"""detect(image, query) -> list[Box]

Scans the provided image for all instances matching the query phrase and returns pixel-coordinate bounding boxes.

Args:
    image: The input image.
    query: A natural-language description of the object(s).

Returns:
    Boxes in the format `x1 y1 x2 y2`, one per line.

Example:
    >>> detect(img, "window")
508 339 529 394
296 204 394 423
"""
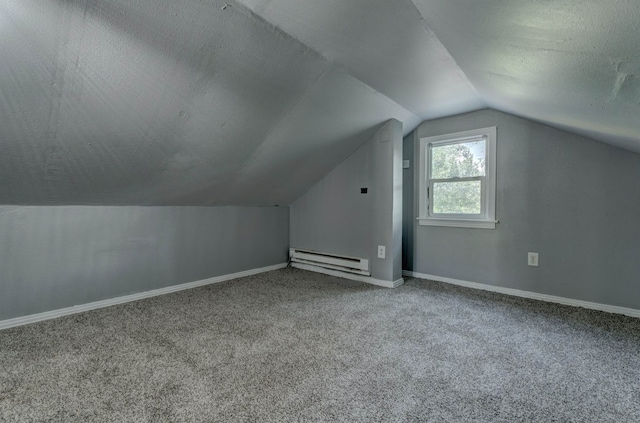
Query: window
418 127 496 229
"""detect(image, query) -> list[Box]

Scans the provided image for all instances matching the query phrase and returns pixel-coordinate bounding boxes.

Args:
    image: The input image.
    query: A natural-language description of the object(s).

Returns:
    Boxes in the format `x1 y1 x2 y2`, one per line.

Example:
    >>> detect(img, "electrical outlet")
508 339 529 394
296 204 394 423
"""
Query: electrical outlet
377 245 386 259
528 252 539 267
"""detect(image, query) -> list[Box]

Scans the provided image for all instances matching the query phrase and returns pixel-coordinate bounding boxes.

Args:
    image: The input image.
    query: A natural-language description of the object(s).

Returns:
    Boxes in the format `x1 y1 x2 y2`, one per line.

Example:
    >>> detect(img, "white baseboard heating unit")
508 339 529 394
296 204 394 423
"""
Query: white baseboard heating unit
289 248 370 276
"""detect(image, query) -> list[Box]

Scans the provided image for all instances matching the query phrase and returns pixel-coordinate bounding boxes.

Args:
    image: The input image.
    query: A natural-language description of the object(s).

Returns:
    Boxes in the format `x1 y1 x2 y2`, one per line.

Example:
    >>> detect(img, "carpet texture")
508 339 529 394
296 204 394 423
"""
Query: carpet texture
1 267 639 422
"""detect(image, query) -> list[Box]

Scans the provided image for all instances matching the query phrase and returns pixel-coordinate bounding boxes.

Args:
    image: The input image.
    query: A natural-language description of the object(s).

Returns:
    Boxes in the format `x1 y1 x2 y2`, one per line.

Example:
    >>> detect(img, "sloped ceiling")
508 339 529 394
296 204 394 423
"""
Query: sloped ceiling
411 0 640 153
1 0 638 205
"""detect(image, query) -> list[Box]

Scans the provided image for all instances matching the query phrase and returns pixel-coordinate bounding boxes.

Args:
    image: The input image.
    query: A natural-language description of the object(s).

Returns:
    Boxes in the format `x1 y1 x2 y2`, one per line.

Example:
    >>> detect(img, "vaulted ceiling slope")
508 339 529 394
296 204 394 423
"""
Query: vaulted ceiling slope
411 0 640 153
1 0 637 206
0 0 425 206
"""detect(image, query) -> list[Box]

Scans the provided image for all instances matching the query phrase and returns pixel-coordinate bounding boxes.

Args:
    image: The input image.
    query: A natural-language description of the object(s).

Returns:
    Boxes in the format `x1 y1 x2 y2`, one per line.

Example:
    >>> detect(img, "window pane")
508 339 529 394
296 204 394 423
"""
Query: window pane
430 140 485 179
432 180 482 214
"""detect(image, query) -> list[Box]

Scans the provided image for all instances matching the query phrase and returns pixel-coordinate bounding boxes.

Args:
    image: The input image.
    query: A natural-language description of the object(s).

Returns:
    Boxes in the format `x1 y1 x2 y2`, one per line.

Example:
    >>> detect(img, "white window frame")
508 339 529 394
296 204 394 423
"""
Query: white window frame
418 127 497 229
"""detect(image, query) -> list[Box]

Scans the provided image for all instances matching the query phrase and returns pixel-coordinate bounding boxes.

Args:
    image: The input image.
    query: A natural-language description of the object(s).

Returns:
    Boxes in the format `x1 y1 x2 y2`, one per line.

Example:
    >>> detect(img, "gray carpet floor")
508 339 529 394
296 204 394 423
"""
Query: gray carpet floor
1 267 639 422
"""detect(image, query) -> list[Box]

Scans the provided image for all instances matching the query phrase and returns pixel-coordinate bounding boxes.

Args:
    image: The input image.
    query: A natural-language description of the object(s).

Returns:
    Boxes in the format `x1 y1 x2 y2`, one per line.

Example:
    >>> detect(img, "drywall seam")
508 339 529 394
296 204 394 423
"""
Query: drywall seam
0 263 288 331
232 66 331 176
403 270 640 319
292 262 404 288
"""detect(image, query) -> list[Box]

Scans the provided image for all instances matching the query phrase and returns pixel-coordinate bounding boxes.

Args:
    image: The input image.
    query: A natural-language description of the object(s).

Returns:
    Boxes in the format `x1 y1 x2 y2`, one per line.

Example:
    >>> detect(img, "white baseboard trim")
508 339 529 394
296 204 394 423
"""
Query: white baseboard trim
0 263 288 331
403 270 640 319
293 262 404 288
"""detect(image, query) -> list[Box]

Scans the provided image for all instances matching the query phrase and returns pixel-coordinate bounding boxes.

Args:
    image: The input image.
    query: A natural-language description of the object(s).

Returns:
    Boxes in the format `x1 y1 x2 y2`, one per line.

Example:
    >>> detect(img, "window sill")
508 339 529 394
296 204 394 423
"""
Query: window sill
417 217 497 229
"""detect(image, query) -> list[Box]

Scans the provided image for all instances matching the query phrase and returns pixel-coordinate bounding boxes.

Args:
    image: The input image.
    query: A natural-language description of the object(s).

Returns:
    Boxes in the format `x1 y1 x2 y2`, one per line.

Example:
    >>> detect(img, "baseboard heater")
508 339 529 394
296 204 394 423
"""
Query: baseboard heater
289 248 370 276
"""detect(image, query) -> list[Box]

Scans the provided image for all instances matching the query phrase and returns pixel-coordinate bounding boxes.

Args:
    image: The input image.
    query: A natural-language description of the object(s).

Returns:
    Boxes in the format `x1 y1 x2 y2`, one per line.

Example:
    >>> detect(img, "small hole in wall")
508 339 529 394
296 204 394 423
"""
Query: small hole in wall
361 188 368 194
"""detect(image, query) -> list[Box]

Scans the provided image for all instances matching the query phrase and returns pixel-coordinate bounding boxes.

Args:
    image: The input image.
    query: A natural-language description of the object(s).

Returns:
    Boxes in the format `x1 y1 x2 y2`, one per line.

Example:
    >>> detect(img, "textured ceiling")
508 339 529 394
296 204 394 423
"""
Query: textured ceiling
0 0 638 205
412 0 640 152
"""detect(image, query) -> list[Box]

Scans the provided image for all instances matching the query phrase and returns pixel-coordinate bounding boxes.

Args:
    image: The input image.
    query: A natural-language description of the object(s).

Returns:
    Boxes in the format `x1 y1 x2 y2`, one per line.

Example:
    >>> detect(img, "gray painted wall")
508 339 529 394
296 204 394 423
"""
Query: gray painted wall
403 109 640 310
389 121 403 282
0 206 289 320
290 119 402 282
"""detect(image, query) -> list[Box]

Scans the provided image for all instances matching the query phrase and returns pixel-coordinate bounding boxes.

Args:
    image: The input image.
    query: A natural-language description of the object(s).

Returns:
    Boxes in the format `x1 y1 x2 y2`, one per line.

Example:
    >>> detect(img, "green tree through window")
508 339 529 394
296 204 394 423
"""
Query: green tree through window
419 126 496 228
430 141 485 215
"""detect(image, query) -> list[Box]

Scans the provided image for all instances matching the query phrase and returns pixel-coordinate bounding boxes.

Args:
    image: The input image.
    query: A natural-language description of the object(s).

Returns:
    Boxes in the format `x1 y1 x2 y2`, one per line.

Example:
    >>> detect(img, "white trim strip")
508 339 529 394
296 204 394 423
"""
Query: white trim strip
0 263 288 331
293 263 403 289
403 270 640 318
417 218 496 229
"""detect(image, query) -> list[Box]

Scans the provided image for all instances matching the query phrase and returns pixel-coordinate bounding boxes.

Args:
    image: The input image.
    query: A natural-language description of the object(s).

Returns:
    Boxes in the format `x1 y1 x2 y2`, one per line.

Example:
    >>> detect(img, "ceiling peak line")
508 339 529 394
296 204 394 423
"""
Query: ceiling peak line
408 0 485 107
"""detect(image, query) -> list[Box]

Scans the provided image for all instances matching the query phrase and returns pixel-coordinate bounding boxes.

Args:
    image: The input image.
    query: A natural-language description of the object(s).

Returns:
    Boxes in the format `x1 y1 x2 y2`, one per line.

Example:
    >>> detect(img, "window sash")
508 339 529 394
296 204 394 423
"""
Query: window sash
427 136 487 219
427 176 486 218
417 126 497 229
429 135 486 148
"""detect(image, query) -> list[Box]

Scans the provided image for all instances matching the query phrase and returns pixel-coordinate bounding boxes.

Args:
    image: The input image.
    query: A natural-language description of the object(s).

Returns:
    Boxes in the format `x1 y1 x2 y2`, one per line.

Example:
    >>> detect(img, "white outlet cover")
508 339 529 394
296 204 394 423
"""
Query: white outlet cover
403 160 410 169
378 245 386 259
528 252 539 267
